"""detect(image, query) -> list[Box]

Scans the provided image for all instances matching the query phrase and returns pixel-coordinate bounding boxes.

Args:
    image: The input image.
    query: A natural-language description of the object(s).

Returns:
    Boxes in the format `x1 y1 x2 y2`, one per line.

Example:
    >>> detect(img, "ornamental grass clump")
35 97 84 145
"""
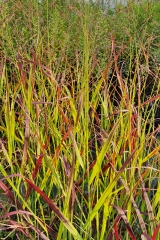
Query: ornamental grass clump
0 0 159 239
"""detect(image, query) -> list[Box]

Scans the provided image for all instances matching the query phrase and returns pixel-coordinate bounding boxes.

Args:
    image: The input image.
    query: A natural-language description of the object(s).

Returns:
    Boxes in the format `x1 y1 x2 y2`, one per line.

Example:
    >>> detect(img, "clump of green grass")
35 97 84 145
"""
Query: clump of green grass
0 0 160 239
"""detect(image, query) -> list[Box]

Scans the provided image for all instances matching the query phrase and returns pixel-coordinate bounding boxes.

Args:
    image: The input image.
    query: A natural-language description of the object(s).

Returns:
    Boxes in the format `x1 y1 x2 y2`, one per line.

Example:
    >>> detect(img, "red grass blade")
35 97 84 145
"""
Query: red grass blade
151 224 160 240
0 210 34 219
25 138 49 199
112 204 136 240
113 215 121 240
22 107 30 167
140 94 160 107
24 178 80 236
0 180 22 209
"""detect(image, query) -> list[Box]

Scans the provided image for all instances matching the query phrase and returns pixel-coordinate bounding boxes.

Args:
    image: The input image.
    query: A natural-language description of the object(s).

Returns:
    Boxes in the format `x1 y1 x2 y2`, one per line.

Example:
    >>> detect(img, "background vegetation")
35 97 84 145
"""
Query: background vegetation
0 0 160 239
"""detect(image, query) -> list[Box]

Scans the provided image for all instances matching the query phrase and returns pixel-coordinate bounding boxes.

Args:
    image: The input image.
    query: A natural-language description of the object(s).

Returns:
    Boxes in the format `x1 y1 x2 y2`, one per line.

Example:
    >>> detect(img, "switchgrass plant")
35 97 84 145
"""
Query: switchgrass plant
0 0 160 239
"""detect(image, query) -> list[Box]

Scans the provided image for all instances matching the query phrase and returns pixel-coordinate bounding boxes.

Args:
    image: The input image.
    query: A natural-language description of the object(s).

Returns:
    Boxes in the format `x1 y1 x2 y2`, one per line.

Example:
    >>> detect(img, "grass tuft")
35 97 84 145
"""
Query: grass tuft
0 0 160 239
